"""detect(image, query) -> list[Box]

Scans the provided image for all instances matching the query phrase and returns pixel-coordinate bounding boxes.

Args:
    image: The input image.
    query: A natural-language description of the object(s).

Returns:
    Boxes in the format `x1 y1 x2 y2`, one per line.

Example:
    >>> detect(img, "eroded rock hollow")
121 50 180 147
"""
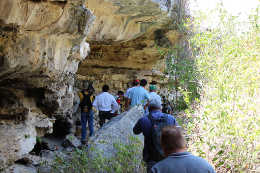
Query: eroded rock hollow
78 0 183 93
0 0 92 168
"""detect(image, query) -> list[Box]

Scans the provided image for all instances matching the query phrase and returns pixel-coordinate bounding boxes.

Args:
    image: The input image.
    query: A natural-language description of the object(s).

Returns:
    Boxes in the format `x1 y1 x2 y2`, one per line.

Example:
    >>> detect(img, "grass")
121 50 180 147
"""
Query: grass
48 136 145 173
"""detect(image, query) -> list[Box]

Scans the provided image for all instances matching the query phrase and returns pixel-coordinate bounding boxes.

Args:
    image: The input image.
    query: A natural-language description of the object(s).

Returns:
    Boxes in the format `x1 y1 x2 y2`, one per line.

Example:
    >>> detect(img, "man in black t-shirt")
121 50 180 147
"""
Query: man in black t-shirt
78 87 95 145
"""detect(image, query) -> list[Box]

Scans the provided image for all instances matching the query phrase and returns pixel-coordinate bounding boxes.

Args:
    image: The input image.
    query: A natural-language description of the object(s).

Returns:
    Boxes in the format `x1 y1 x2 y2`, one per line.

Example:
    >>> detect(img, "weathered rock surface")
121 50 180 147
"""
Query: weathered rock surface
89 106 144 158
4 164 37 173
0 0 187 170
0 0 93 169
77 0 186 94
62 134 81 148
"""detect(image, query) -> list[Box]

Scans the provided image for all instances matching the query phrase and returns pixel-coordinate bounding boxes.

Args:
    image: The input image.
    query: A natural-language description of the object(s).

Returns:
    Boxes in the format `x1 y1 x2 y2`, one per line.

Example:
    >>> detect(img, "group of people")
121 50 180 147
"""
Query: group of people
78 79 215 173
78 79 161 144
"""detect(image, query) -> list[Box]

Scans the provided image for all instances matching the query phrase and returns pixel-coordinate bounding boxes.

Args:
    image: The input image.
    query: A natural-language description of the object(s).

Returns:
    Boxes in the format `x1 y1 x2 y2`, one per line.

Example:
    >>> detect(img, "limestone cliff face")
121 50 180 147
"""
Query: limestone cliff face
78 0 183 93
0 0 185 169
0 0 92 168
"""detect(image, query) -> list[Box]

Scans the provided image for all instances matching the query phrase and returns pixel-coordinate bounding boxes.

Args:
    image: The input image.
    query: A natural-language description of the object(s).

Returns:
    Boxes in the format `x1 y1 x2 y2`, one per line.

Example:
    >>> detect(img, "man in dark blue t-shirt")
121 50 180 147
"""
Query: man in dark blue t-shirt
133 98 178 173
151 126 215 173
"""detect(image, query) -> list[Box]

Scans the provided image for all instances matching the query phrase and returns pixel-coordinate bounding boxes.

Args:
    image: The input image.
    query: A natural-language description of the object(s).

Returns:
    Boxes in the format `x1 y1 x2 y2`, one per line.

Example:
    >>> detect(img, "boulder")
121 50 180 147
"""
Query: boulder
3 164 37 173
62 134 81 148
89 106 144 158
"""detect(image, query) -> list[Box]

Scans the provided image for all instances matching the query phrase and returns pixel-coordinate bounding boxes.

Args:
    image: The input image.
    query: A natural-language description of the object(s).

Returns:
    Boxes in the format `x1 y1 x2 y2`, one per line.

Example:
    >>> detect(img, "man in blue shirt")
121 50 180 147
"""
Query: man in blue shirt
128 79 150 108
133 98 178 173
125 79 140 109
151 126 215 173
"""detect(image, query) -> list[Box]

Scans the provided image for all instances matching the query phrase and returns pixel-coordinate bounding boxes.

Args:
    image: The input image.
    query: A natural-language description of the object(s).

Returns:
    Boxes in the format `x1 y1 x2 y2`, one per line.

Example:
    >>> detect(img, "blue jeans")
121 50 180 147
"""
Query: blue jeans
81 110 94 142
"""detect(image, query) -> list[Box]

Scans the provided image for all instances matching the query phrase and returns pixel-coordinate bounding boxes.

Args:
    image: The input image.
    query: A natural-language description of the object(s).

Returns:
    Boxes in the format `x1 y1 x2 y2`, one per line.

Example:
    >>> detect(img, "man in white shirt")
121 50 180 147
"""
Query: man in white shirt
93 84 119 127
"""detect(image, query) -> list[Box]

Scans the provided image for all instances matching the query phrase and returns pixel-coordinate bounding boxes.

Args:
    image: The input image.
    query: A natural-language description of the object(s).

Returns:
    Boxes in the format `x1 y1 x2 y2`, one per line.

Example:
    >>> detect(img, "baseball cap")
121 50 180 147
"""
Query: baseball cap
149 85 157 91
149 97 162 109
133 79 140 85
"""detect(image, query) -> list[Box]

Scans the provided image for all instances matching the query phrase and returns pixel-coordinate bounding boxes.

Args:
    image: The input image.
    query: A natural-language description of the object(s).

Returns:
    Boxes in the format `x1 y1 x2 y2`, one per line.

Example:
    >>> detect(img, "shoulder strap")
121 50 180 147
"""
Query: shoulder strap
147 112 155 124
81 90 87 97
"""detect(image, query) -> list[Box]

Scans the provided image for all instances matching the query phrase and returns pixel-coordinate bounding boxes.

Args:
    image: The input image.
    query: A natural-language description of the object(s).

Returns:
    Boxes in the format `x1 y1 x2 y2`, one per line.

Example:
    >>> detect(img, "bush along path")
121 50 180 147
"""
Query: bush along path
41 106 146 173
166 6 260 173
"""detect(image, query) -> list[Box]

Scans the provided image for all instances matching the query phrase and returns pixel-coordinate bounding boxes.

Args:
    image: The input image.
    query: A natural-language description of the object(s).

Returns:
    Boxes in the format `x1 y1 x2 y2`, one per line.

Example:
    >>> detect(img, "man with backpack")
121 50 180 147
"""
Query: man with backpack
133 98 178 173
78 86 95 145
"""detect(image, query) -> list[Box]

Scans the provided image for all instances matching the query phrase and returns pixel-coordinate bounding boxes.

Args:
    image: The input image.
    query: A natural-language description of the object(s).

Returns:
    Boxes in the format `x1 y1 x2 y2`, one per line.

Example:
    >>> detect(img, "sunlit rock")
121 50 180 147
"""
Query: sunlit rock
0 0 93 169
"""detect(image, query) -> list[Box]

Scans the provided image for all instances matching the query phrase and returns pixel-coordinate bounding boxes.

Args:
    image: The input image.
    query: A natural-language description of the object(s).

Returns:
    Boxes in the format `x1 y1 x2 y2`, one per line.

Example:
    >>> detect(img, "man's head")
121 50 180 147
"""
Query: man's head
149 85 157 92
150 81 157 85
87 85 95 95
133 79 140 86
148 97 162 111
140 79 147 87
161 126 186 156
117 90 124 96
102 85 109 92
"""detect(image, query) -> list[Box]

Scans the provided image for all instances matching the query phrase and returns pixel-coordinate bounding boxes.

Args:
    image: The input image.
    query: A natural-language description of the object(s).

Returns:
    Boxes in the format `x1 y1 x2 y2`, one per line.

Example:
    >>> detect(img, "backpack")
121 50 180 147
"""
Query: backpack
79 91 94 112
148 113 174 162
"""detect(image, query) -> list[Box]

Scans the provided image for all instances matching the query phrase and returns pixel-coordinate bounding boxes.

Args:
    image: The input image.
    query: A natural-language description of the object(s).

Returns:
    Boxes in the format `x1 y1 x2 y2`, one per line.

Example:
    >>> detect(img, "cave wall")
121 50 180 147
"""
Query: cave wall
0 0 187 169
77 0 183 94
0 0 92 168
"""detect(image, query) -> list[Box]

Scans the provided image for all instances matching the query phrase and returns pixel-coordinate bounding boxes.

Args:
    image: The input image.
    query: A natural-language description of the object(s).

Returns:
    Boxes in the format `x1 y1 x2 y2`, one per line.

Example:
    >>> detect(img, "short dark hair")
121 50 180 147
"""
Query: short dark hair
102 85 109 92
118 90 124 95
161 126 186 152
140 79 147 87
150 81 157 85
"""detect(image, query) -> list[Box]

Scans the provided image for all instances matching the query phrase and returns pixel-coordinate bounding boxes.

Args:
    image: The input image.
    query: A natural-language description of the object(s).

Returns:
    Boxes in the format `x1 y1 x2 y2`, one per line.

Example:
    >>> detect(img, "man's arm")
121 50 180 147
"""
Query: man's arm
151 166 160 173
126 98 131 110
125 89 133 110
111 96 119 112
133 119 142 135
143 92 150 110
78 91 84 102
169 115 179 126
92 97 98 110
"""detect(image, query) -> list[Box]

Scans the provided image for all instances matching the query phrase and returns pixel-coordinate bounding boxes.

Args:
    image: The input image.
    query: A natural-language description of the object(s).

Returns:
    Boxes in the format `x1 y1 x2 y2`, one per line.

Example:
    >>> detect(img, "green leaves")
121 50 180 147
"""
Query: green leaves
50 136 145 173
184 5 260 173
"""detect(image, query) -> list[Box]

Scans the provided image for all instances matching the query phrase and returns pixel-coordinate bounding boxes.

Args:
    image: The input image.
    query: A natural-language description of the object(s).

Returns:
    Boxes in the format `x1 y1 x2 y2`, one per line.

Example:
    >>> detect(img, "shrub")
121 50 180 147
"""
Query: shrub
49 136 145 173
185 6 260 172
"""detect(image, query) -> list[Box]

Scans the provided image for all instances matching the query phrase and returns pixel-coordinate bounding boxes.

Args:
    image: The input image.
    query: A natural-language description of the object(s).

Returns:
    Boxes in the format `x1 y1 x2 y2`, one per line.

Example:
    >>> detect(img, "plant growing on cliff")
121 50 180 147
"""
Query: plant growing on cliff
156 0 200 110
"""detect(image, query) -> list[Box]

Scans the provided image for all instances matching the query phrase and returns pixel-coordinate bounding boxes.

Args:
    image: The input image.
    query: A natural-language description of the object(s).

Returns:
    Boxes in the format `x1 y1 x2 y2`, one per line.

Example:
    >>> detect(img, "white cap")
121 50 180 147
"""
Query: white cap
148 97 162 109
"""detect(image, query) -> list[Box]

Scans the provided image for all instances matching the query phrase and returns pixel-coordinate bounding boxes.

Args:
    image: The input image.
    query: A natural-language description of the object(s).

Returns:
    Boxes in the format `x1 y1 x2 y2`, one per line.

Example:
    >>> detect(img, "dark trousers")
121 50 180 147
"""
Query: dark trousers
81 110 94 142
146 161 157 173
98 111 113 127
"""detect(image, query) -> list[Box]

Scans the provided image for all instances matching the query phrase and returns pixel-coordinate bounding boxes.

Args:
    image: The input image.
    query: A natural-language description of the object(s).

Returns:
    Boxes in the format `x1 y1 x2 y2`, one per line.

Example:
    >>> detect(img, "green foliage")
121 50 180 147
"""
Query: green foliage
36 136 42 143
185 6 260 173
156 0 200 111
166 51 200 110
50 136 145 173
